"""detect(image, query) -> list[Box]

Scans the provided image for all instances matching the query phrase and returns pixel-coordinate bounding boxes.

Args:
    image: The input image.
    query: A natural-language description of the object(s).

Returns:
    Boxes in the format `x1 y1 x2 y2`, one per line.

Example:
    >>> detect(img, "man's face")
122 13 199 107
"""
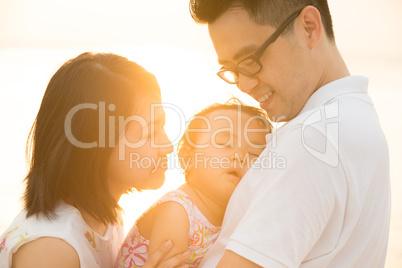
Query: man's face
208 8 314 122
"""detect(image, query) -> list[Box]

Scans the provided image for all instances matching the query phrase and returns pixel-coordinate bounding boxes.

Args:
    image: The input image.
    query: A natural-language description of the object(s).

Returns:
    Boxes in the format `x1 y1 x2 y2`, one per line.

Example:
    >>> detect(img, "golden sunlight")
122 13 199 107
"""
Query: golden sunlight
0 0 401 266
112 46 260 234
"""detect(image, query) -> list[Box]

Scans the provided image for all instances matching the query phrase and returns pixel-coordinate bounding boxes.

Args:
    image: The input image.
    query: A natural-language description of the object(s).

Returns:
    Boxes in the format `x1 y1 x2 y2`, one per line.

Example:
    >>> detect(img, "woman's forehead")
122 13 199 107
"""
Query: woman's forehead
129 95 164 121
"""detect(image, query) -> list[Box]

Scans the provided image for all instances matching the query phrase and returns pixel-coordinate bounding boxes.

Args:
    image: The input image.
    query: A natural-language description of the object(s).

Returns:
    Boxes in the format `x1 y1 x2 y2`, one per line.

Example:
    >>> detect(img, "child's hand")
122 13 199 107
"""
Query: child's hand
143 240 190 268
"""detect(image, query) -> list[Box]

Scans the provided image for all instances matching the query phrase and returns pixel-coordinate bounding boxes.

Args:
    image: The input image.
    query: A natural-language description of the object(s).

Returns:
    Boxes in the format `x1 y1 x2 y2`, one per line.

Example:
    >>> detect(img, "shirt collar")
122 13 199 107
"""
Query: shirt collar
299 75 369 114
265 76 369 144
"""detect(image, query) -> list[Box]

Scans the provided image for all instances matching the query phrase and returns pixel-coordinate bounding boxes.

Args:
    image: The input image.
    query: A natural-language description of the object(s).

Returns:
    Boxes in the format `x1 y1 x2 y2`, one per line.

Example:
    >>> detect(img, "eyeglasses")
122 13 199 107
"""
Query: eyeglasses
217 7 305 84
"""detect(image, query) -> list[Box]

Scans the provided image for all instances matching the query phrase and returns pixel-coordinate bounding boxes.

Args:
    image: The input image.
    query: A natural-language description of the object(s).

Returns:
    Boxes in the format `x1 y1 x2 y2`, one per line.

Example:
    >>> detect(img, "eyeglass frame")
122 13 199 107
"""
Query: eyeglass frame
217 7 306 84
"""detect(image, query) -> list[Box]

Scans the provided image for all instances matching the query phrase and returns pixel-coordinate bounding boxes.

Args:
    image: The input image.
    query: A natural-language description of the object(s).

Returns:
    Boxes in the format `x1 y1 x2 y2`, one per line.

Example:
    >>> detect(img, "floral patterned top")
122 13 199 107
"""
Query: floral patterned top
0 201 124 268
115 190 221 268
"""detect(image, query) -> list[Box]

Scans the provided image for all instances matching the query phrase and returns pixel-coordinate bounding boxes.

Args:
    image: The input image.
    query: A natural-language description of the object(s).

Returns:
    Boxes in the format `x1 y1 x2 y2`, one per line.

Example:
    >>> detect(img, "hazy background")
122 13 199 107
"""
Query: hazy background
0 0 401 266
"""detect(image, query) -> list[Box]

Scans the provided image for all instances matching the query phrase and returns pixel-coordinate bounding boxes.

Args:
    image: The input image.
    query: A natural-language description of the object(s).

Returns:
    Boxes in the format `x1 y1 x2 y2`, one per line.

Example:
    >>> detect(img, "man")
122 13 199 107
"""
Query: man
189 0 390 267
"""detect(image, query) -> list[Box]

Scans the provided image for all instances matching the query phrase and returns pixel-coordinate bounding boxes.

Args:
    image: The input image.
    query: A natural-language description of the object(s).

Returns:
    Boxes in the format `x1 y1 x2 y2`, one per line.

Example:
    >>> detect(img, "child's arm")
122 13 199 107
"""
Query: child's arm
147 201 190 263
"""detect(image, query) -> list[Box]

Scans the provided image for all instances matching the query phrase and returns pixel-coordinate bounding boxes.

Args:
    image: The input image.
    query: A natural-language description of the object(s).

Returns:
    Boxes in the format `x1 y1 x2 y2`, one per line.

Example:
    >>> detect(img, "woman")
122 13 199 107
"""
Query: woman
0 52 189 267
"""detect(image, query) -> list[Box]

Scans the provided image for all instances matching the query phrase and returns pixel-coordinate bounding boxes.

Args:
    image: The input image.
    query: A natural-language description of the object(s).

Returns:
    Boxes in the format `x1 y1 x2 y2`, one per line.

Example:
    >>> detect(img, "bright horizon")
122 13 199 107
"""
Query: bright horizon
1 0 402 57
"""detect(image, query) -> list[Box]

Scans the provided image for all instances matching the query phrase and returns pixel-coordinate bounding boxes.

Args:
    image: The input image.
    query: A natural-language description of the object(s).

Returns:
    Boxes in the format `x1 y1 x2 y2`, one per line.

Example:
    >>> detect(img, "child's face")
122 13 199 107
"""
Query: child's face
107 95 173 198
186 109 269 206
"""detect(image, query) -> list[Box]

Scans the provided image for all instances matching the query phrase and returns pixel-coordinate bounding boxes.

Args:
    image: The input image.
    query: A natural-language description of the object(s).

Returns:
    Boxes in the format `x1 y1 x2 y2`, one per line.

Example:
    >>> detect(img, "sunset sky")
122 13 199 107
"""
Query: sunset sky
0 0 401 55
0 0 401 266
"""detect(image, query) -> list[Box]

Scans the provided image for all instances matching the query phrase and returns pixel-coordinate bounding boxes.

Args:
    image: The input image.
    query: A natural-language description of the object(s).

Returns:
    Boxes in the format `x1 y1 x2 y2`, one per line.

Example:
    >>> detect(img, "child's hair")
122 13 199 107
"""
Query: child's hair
177 98 272 177
24 52 160 224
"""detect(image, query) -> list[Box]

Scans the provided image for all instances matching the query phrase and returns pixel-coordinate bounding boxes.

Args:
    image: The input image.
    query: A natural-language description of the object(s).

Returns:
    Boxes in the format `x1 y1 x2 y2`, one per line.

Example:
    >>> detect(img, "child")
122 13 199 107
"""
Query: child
116 101 272 267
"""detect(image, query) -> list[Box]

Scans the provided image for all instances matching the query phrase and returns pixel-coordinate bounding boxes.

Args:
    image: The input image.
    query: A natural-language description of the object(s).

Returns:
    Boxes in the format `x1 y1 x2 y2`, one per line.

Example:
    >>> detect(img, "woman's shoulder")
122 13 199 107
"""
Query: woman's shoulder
9 202 84 237
11 237 80 268
0 202 86 267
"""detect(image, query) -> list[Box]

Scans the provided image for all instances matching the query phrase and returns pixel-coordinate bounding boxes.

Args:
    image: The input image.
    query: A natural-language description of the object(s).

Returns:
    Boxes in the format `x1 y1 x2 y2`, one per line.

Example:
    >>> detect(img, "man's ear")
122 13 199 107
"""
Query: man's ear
298 5 323 49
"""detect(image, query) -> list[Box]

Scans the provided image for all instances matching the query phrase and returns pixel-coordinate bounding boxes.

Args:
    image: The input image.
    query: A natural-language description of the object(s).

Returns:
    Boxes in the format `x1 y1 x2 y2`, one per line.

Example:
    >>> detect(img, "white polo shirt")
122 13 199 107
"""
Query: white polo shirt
200 76 390 267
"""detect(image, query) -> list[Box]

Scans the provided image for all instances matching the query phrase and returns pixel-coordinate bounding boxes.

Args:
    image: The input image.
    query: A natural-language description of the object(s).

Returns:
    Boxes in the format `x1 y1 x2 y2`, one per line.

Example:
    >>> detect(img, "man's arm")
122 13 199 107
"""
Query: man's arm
217 250 262 268
211 125 345 267
144 240 190 268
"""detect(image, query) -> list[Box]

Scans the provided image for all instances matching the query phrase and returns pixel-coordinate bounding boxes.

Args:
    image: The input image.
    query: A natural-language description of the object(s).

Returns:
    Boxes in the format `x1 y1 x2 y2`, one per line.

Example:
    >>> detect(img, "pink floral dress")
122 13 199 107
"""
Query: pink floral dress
115 190 221 268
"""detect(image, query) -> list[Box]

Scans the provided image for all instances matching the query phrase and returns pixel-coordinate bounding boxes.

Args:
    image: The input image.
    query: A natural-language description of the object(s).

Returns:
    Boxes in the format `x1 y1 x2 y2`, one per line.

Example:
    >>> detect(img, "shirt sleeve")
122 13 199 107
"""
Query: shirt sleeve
227 124 347 267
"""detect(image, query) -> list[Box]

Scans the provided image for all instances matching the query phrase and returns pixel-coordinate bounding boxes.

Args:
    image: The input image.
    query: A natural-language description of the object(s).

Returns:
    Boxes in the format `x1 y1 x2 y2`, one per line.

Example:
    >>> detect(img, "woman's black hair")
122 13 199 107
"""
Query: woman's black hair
24 52 160 224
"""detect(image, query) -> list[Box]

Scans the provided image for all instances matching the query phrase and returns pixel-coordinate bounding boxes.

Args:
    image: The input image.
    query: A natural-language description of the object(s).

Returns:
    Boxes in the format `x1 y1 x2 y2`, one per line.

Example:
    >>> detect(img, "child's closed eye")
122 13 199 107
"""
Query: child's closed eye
215 142 232 148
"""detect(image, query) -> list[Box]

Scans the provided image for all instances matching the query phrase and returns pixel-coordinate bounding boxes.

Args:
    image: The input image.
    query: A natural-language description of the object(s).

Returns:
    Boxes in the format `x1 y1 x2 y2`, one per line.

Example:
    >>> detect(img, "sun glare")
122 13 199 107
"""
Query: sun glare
112 46 261 235
1 0 401 265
